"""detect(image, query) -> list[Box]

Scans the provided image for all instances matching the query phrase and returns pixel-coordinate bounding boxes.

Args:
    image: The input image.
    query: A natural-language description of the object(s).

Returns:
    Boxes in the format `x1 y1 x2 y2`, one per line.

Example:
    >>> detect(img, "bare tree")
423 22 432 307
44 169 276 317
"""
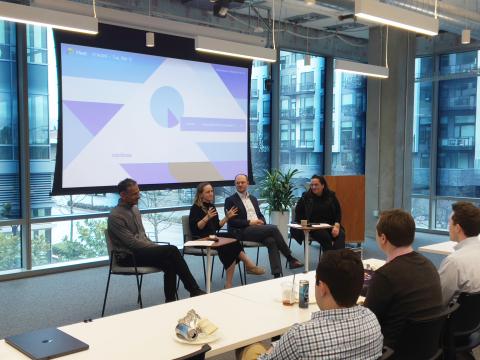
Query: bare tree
139 191 174 242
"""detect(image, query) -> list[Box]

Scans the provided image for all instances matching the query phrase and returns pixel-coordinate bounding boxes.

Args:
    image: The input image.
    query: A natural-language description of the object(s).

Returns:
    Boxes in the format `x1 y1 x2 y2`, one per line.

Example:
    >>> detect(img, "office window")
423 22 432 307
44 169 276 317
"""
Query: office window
31 218 108 266
439 51 477 75
412 58 433 195
279 50 325 182
331 65 366 175
262 99 270 118
251 78 258 97
250 60 271 187
415 57 433 80
0 21 21 272
300 71 314 91
437 77 478 198
0 225 21 271
0 24 272 273
411 52 480 231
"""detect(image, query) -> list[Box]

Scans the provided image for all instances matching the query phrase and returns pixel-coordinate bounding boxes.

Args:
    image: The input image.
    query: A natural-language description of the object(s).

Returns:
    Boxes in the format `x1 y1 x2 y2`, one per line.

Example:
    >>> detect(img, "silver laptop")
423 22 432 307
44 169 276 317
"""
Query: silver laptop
5 328 89 360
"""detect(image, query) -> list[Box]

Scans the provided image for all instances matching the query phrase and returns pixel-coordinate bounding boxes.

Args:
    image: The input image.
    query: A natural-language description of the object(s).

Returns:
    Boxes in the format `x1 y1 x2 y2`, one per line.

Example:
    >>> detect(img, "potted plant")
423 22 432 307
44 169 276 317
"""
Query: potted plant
260 168 300 240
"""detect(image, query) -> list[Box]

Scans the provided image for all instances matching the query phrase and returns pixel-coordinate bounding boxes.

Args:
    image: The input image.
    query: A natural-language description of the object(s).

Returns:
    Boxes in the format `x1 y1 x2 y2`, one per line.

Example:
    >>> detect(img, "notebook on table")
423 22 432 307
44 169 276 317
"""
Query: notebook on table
5 327 89 360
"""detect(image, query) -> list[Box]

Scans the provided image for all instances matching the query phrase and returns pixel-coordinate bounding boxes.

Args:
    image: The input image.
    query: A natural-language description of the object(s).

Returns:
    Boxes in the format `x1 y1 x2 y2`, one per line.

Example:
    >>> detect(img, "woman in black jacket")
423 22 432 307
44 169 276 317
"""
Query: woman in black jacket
189 182 265 288
291 175 345 258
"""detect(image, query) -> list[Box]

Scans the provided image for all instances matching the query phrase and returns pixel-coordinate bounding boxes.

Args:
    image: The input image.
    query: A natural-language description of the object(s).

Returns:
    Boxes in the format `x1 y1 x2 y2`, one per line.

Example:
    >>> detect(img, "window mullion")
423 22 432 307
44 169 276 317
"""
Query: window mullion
16 23 32 270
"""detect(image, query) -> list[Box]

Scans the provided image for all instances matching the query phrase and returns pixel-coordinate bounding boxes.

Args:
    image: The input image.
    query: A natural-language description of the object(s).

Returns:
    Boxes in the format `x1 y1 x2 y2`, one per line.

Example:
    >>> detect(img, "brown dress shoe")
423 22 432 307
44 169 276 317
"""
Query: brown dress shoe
288 259 304 269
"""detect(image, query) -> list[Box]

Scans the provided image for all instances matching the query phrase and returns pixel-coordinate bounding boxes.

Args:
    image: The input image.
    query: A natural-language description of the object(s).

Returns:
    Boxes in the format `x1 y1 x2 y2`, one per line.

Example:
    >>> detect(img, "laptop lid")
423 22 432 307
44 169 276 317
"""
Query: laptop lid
5 328 89 360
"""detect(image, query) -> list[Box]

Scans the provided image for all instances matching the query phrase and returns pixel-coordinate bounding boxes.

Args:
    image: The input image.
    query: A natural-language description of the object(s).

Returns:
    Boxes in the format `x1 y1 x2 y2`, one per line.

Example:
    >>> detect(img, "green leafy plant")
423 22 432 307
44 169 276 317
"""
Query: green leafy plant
260 168 300 213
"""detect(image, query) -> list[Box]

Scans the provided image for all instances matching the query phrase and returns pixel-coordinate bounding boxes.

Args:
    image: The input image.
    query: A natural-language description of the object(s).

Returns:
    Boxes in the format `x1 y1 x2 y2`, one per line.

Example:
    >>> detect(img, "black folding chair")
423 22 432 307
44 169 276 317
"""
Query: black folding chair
181 215 218 287
394 302 459 360
444 291 480 359
102 230 164 317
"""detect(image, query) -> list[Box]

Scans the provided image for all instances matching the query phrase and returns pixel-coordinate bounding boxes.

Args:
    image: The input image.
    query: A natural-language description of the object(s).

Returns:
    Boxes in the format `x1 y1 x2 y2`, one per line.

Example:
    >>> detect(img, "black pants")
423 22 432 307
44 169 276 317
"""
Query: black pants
310 229 345 260
242 225 291 275
121 245 200 302
217 240 243 269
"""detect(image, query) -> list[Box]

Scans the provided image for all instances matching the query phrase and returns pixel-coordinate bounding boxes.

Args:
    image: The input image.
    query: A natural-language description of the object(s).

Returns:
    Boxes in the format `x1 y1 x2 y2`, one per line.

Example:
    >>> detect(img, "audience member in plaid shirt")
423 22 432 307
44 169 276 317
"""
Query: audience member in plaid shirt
258 249 383 360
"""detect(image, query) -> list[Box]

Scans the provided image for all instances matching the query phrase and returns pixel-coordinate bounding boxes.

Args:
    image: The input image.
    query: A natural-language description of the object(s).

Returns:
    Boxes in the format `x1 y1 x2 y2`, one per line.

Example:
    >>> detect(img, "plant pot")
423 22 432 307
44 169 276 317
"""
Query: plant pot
270 210 290 243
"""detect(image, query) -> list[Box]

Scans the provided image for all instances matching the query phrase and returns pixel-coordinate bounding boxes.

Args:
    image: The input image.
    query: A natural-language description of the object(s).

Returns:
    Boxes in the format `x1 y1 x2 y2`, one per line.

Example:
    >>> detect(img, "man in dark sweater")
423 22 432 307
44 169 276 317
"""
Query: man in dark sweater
364 209 443 350
107 178 205 302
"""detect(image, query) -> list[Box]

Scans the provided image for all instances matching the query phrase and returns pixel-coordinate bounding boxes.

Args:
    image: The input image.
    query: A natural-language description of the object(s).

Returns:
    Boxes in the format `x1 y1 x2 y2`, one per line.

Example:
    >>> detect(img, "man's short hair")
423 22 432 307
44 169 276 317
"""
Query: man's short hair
452 201 480 237
117 178 137 194
315 249 364 307
376 209 415 247
234 174 248 182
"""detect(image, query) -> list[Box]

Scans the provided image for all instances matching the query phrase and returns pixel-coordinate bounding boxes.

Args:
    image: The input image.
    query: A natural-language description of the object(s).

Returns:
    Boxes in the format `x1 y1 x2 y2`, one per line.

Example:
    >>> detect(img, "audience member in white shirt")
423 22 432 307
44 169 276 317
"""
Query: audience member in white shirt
438 201 480 305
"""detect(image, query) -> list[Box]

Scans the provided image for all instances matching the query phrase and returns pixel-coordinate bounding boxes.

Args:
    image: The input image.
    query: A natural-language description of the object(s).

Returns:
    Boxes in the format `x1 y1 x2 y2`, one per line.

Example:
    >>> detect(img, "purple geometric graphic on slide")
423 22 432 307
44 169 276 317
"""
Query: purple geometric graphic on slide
211 64 248 100
120 163 177 184
150 86 184 128
62 104 94 168
63 100 123 136
211 160 248 179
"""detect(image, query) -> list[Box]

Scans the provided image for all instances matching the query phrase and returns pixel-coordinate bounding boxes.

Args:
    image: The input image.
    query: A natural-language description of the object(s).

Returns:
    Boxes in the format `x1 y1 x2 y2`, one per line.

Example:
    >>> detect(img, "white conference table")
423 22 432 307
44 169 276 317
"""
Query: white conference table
0 291 291 360
0 258 386 360
223 258 385 320
418 241 456 256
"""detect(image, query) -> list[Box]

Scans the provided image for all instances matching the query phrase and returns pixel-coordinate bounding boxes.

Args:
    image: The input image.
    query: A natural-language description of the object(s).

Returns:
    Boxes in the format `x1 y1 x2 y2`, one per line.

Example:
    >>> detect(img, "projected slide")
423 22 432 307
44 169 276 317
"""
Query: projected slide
60 43 248 189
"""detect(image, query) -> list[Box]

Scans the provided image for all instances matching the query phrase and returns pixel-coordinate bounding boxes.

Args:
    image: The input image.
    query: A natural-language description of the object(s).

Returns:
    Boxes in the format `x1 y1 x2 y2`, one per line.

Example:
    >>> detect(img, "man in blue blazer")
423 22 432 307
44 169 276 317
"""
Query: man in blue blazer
225 174 303 278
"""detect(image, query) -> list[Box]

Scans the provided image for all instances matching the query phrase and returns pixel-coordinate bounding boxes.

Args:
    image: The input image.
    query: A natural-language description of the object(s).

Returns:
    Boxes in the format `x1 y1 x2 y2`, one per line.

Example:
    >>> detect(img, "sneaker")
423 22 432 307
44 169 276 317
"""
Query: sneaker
288 258 304 269
246 266 266 275
189 288 206 297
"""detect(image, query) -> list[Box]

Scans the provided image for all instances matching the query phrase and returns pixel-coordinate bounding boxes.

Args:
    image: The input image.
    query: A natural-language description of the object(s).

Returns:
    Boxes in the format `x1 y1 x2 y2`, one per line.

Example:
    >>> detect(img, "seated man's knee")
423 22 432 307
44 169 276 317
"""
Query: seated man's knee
263 236 276 247
163 244 180 256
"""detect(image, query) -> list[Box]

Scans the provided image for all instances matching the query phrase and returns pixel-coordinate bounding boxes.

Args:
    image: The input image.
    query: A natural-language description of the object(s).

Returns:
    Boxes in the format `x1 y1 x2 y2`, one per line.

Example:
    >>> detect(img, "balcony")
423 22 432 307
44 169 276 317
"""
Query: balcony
297 140 314 148
280 84 296 95
342 78 364 89
440 63 477 75
299 107 315 118
440 137 474 149
280 140 296 149
440 96 476 110
280 109 296 119
341 105 364 117
298 82 315 92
